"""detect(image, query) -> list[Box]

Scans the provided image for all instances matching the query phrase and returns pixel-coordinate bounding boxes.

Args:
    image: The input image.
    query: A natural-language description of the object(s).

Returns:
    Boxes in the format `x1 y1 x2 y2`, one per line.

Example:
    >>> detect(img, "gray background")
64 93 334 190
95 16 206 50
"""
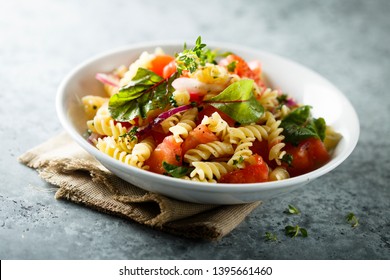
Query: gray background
1 0 389 259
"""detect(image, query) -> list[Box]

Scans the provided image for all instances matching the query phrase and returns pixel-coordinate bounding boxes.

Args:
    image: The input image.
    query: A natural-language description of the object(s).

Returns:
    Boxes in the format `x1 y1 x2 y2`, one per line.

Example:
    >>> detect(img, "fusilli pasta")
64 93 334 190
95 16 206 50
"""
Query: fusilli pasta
184 140 234 164
201 112 229 140
189 161 236 181
260 112 286 165
227 137 255 168
228 124 268 144
87 103 128 138
169 107 198 142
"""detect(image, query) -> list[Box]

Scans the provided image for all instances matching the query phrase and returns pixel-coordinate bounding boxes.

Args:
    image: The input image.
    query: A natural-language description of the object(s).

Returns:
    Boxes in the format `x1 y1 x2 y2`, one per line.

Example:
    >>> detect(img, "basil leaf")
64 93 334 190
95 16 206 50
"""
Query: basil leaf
108 68 176 121
208 79 264 124
280 105 326 146
162 162 194 178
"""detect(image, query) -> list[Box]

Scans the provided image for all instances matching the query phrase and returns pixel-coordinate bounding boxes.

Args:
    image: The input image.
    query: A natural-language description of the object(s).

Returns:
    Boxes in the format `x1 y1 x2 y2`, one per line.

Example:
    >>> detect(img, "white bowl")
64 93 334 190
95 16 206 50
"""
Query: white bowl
56 41 359 204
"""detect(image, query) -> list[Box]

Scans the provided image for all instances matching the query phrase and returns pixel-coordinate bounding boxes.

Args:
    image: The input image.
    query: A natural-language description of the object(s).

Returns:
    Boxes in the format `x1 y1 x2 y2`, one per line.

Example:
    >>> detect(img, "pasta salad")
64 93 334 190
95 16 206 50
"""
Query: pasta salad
83 37 342 183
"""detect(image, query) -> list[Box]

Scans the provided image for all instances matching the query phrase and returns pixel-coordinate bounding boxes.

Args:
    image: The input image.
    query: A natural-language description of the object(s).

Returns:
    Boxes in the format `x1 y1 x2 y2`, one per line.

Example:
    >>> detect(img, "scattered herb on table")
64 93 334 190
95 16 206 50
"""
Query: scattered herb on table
346 212 359 228
284 204 301 215
285 225 308 238
265 232 278 242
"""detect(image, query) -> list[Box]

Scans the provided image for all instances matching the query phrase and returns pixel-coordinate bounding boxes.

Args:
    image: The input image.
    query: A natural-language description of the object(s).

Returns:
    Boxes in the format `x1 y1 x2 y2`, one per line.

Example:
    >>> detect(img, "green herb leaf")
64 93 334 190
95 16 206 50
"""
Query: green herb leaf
346 212 359 228
299 228 308 237
281 154 293 166
108 68 176 121
285 204 301 215
162 162 194 178
207 79 264 124
276 93 288 105
265 232 278 242
232 156 244 166
285 225 308 238
120 126 138 141
280 105 326 146
175 36 221 74
227 61 237 72
176 36 207 74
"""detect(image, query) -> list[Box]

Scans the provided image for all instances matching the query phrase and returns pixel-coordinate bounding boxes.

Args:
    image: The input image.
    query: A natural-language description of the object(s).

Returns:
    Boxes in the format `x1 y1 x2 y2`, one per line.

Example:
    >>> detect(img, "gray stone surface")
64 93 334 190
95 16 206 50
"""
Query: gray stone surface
1 0 389 259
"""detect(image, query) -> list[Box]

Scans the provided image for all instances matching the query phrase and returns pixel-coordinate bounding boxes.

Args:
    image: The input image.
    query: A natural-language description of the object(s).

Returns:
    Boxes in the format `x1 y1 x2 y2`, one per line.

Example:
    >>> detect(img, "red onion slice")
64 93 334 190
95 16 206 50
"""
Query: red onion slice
95 73 120 87
136 104 194 138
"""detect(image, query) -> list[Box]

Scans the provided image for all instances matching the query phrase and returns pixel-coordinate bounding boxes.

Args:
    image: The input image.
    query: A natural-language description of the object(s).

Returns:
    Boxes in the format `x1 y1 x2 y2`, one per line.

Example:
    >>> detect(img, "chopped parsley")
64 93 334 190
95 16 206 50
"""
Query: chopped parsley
162 162 194 178
232 156 244 166
281 154 293 166
120 126 138 141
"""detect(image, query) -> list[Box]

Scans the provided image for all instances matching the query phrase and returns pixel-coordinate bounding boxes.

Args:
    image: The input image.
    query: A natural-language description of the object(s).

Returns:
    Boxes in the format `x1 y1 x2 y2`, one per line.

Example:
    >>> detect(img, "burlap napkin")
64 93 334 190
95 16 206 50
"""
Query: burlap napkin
18 132 260 240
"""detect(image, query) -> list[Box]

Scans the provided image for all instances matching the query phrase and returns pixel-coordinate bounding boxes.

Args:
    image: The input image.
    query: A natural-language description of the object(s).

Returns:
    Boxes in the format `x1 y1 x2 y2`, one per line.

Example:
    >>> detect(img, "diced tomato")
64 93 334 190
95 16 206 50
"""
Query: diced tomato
181 124 218 155
219 154 269 183
250 139 270 164
196 105 236 127
162 60 177 79
189 92 203 103
150 54 175 77
283 138 331 177
149 125 167 145
219 54 265 87
145 135 182 175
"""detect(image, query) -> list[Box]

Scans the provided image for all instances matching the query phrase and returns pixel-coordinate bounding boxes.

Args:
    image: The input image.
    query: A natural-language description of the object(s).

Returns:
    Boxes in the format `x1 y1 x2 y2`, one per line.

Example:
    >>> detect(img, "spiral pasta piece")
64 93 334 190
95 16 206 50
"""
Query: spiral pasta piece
129 136 156 168
274 104 292 120
269 167 290 181
82 95 109 120
117 134 137 153
261 112 286 165
228 124 268 144
190 162 235 181
169 107 198 142
160 112 183 134
184 141 234 164
171 89 190 106
87 113 128 139
87 103 128 139
96 137 135 166
201 112 229 140
190 63 230 85
258 88 279 110
96 136 155 169
131 137 155 161
227 137 255 168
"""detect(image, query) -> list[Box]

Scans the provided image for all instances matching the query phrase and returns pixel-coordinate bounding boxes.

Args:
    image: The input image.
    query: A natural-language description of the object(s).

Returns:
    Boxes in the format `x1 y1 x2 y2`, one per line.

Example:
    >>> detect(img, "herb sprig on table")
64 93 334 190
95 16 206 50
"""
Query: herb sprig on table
346 212 359 228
